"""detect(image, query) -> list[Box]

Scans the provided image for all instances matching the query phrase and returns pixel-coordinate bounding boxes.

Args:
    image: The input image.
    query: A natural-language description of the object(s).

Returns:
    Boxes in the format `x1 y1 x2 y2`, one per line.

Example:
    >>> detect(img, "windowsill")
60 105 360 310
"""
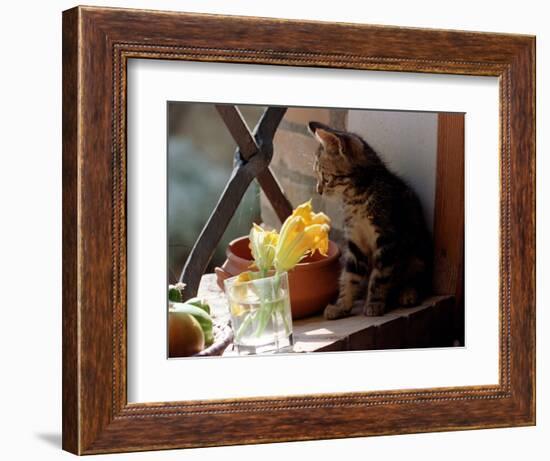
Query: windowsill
197 273 456 355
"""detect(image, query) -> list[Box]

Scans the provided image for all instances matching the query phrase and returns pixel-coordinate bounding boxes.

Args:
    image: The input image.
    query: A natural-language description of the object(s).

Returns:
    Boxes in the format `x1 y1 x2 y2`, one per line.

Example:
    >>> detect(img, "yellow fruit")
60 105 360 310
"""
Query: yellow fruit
168 311 205 357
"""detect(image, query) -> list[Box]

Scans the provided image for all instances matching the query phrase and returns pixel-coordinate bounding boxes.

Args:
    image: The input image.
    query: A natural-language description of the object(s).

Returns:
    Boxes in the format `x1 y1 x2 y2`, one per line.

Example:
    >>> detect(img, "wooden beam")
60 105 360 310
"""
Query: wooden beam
215 105 258 160
432 112 465 344
216 105 293 222
256 166 293 222
432 113 465 300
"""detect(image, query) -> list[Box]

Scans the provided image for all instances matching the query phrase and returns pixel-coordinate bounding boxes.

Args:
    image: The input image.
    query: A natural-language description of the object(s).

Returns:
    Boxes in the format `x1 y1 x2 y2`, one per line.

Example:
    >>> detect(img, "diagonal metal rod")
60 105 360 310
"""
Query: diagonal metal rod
216 105 293 222
215 105 259 160
178 106 290 299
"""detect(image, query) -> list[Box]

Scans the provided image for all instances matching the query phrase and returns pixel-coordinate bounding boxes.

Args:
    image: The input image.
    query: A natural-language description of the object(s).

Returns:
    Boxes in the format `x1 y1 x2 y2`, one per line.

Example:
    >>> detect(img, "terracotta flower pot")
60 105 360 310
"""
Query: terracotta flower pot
215 236 341 320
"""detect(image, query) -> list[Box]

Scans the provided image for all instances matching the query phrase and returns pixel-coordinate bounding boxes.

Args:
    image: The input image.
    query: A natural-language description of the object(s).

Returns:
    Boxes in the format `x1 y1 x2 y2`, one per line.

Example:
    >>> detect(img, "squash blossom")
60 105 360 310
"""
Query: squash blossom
232 201 330 341
246 201 330 276
236 271 252 283
248 223 279 273
273 200 330 273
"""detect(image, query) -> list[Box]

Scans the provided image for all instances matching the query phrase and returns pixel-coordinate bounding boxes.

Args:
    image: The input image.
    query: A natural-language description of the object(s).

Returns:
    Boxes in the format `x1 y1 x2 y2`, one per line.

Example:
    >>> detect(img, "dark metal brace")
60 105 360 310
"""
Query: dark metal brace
178 106 291 299
216 105 293 222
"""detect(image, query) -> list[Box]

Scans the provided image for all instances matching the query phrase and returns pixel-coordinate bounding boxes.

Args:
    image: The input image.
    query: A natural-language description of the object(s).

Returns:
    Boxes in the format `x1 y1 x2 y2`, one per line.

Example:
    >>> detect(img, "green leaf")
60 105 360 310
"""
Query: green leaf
168 286 183 302
235 310 256 341
254 302 274 337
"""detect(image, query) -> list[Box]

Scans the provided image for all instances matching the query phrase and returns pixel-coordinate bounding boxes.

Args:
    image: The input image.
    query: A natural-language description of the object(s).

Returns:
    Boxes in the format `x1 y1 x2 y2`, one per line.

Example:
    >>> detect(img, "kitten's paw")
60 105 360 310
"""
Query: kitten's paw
398 287 419 306
324 303 350 320
363 301 385 316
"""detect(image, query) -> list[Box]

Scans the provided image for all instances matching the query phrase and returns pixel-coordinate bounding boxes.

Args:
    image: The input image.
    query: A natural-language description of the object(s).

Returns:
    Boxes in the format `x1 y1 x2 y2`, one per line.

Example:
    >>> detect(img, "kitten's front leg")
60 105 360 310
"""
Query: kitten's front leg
364 245 395 316
325 241 370 320
324 269 363 320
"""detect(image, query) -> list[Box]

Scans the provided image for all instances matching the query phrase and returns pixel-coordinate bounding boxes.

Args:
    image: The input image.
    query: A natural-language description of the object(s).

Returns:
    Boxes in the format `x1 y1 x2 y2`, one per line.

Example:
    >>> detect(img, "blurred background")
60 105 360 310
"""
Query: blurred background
167 103 438 283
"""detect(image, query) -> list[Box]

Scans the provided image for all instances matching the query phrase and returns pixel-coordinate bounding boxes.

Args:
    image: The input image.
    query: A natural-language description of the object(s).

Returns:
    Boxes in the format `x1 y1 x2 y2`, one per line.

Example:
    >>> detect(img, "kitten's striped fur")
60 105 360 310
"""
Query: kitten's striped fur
308 121 432 319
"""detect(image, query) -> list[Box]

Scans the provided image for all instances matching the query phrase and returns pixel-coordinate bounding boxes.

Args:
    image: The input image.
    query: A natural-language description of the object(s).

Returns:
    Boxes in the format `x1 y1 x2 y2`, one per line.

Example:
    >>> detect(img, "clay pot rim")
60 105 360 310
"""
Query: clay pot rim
226 235 341 273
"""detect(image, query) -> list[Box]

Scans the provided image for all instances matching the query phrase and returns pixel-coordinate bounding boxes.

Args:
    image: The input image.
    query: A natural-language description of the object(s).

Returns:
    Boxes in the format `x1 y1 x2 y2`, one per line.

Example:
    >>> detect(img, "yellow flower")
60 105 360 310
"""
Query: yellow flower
230 302 247 317
273 201 330 273
248 223 279 272
237 271 252 283
227 271 253 302
291 200 331 227
244 200 331 275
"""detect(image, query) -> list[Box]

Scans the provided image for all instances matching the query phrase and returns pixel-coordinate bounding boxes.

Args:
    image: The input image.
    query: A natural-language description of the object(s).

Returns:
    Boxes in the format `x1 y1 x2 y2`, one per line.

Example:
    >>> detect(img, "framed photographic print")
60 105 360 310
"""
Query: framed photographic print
62 5 535 455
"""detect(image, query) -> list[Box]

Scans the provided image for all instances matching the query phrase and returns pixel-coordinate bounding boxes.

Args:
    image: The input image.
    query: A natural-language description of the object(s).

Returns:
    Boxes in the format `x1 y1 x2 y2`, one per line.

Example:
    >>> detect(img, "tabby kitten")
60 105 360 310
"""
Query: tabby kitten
308 121 432 319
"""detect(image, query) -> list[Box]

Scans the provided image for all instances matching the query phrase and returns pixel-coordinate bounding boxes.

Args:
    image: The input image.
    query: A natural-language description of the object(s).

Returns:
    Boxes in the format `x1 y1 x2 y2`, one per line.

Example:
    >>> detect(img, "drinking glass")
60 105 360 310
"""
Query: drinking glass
224 271 293 354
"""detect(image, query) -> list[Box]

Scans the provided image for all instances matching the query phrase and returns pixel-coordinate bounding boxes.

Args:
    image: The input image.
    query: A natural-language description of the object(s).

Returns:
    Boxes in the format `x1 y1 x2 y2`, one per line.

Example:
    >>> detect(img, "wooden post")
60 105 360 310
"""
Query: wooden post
432 112 465 344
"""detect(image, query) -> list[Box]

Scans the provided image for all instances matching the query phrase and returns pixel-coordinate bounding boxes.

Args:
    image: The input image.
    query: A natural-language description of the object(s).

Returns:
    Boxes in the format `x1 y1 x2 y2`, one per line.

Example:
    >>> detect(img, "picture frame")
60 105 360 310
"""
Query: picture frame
62 5 535 455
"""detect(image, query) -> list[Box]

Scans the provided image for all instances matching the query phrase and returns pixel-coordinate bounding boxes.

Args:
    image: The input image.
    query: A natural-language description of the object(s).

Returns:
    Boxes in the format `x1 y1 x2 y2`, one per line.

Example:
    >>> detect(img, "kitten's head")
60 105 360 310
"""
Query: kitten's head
308 121 379 196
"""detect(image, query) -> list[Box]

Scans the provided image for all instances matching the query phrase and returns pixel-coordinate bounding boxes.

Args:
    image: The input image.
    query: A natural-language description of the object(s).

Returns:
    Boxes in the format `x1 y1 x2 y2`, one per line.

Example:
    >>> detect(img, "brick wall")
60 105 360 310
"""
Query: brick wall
260 107 349 245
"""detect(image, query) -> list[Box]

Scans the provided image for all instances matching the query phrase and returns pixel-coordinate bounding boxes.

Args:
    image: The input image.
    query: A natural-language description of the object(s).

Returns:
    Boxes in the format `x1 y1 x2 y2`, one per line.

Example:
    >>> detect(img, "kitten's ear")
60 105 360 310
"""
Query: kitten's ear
309 121 368 164
308 121 330 134
314 129 341 151
308 121 341 151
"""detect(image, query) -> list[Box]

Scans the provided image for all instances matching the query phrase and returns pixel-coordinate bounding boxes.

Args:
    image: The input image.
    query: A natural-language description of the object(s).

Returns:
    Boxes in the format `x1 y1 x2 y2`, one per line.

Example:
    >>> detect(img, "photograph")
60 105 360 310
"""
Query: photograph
167 103 465 357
